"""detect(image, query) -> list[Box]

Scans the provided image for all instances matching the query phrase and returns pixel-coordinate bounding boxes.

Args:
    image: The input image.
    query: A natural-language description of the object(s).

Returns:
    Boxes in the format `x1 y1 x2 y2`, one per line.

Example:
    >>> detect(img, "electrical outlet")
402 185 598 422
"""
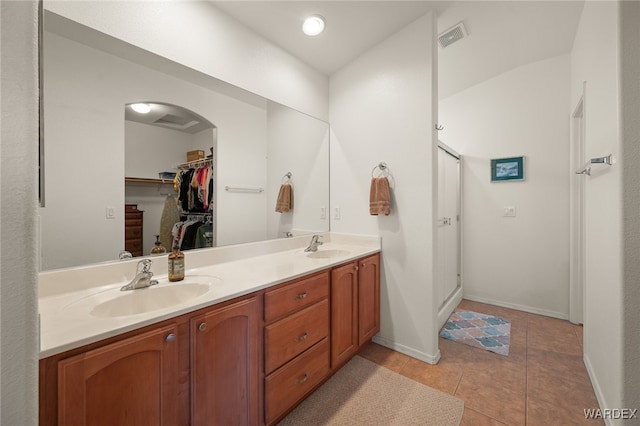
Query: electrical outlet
320 207 326 219
106 206 116 219
334 207 341 220
503 206 516 217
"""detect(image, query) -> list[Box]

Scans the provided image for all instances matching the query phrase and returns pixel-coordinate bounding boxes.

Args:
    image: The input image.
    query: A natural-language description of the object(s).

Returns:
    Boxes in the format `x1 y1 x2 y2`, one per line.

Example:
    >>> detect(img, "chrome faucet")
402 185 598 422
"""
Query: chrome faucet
121 259 159 291
304 235 323 252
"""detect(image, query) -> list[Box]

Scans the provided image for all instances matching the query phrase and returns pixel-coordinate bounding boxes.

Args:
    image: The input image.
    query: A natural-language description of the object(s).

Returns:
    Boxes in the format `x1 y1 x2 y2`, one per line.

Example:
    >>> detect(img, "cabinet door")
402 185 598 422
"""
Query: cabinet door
358 253 381 345
330 262 358 368
190 297 260 426
57 324 179 426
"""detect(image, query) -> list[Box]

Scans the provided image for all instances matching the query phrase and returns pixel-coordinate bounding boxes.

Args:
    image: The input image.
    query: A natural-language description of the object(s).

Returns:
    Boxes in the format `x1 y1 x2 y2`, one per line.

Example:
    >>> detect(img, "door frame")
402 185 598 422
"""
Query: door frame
437 141 463 328
569 83 586 325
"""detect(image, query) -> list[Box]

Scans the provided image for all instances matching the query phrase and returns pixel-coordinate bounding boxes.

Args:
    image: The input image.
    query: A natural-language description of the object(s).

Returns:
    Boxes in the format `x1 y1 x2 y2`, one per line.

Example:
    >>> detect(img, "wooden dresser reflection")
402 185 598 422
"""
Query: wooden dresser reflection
124 204 144 257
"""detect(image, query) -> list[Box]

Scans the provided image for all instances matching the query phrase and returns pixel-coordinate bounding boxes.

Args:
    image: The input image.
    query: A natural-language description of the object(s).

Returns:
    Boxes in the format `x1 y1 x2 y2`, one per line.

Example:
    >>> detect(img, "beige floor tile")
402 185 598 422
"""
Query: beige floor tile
397 356 463 395
357 342 409 373
527 347 592 386
455 361 527 425
460 408 508 425
527 368 603 425
362 300 601 426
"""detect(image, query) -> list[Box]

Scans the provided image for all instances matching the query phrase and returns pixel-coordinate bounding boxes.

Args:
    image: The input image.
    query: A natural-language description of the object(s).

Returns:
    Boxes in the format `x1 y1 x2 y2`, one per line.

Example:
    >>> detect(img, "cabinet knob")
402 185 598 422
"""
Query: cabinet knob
295 373 309 385
165 333 176 343
361 262 366 268
198 322 207 332
354 265 359 271
294 331 309 342
294 291 308 300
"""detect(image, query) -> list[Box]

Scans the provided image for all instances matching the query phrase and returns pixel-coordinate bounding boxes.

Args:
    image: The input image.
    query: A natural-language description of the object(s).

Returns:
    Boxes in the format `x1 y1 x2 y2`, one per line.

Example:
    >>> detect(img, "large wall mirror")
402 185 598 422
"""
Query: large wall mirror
40 11 330 271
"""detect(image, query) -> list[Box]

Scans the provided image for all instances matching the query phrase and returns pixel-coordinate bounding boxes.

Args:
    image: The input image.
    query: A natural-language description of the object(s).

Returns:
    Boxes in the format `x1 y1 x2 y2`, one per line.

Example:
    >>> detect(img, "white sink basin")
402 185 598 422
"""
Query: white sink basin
306 249 351 259
66 276 222 318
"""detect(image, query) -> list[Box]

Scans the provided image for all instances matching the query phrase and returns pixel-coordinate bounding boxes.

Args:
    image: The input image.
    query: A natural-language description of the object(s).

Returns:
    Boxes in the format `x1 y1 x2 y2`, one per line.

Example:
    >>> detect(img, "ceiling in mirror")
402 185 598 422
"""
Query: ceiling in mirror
40 11 330 271
125 102 214 134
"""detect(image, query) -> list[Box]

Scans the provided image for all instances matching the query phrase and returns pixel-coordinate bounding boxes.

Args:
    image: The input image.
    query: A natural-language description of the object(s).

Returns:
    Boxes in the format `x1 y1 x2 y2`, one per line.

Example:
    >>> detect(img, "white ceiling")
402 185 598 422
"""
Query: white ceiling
212 1 585 99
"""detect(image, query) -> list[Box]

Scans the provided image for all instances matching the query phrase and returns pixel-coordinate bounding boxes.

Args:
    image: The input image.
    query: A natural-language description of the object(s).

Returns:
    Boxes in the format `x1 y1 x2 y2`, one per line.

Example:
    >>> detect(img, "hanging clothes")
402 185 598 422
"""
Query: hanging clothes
171 216 213 251
174 165 213 213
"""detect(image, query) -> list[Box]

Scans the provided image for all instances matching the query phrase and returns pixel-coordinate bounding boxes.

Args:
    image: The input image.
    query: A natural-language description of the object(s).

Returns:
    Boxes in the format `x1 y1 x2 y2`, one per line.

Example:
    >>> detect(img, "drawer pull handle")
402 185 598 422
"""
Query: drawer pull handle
294 291 308 300
294 332 309 342
198 322 207 332
295 373 309 385
165 333 176 343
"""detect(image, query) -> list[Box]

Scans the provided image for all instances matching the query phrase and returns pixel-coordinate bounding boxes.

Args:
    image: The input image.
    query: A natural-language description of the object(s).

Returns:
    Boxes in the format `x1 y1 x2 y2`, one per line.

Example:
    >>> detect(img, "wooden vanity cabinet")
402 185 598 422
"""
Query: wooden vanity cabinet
330 262 359 367
56 324 180 426
358 253 381 344
39 294 261 426
264 271 331 425
331 253 381 367
190 296 260 426
40 252 380 426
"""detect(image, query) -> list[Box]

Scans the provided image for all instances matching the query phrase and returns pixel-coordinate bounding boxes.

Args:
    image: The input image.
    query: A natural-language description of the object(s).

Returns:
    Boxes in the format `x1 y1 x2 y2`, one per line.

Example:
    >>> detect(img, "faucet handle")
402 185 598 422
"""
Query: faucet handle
137 259 153 273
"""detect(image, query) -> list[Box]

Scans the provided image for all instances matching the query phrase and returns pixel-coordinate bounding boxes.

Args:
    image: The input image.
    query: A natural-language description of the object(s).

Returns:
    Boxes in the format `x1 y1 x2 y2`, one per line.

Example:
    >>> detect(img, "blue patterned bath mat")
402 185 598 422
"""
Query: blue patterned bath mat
440 310 511 356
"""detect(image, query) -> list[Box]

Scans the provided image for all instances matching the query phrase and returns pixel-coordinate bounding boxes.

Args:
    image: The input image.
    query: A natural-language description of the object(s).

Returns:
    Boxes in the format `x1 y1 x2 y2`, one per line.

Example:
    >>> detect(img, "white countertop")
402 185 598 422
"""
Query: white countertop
39 233 380 358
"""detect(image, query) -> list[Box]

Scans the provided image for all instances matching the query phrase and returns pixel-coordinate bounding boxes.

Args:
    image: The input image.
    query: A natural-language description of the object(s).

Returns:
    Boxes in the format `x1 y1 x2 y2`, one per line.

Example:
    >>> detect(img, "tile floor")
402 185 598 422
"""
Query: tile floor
358 299 603 425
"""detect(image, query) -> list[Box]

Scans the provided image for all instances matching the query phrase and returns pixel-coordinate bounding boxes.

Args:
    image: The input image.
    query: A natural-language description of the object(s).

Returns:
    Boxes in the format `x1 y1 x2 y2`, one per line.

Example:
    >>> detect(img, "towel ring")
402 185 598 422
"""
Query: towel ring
281 172 292 184
371 162 389 177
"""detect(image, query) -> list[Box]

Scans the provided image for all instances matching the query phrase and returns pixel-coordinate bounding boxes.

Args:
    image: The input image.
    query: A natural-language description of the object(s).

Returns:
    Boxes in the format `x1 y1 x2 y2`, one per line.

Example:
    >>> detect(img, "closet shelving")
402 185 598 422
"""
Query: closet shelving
176 157 213 170
124 177 174 185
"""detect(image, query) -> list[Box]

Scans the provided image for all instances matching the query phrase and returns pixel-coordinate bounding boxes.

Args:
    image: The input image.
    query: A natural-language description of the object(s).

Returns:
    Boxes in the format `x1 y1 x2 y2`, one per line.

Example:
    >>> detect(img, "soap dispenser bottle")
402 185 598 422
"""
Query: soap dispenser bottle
150 235 167 256
168 245 185 282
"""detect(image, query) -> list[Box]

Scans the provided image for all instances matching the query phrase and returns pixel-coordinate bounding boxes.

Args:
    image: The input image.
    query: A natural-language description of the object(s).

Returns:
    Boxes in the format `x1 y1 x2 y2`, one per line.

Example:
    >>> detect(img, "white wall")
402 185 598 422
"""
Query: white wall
0 2 39 424
42 31 268 269
620 1 640 413
125 121 207 179
44 0 329 121
330 13 440 362
570 1 624 415
266 102 330 239
439 55 571 319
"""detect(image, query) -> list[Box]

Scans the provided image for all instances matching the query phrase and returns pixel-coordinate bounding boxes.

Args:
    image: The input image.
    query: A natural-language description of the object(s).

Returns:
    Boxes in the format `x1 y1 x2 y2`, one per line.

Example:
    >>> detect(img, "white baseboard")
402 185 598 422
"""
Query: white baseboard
372 335 441 365
583 354 616 426
463 294 569 320
438 287 463 329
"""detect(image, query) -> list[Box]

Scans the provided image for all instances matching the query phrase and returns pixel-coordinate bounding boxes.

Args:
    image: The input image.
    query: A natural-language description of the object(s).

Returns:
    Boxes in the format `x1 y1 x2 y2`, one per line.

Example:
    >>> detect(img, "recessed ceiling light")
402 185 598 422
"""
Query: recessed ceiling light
130 103 151 114
302 15 325 36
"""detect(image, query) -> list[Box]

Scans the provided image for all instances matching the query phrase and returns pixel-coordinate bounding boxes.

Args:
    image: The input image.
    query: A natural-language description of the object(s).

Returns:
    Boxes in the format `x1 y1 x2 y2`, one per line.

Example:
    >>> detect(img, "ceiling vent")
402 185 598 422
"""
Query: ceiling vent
155 114 192 126
438 22 467 49
154 114 200 130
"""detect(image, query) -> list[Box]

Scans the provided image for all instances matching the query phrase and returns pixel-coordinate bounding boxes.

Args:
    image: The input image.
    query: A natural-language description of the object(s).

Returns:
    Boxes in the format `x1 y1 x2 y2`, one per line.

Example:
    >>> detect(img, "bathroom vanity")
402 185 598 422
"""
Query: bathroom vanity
38 235 380 425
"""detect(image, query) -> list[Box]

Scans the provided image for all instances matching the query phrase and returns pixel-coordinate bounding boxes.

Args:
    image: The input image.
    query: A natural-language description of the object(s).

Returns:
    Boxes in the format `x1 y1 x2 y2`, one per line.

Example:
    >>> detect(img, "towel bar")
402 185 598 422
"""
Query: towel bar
225 185 263 193
576 154 613 176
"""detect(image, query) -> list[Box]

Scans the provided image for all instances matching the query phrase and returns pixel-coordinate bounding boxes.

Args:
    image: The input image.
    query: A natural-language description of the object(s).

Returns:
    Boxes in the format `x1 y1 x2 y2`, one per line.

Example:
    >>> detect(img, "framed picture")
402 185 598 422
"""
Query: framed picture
491 156 525 182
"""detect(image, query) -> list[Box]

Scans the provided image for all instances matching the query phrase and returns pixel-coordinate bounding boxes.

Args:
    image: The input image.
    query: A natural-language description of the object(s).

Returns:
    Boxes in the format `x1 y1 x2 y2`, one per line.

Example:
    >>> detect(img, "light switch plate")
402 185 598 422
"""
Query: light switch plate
503 206 516 217
106 206 116 219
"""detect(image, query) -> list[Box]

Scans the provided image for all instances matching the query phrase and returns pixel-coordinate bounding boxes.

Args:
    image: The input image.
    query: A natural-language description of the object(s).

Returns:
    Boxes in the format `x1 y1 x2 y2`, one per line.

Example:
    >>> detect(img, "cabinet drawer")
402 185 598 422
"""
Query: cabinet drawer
265 299 329 374
125 239 142 253
125 226 142 239
125 218 143 227
265 338 329 424
264 271 329 321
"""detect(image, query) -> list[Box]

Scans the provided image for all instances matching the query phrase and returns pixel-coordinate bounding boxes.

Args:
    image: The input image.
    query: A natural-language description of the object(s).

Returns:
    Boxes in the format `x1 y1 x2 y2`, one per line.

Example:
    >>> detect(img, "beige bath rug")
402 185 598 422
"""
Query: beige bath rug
278 355 464 425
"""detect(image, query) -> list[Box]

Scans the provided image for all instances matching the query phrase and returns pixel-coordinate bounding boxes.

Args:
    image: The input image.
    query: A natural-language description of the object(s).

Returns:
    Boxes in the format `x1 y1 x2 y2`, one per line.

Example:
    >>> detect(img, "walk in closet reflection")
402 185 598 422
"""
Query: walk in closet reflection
172 158 214 251
125 102 216 257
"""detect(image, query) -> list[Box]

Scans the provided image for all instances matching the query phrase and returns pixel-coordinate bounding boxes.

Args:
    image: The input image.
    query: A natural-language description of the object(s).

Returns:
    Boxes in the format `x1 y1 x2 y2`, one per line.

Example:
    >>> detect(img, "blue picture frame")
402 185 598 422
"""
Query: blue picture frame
491 156 524 182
